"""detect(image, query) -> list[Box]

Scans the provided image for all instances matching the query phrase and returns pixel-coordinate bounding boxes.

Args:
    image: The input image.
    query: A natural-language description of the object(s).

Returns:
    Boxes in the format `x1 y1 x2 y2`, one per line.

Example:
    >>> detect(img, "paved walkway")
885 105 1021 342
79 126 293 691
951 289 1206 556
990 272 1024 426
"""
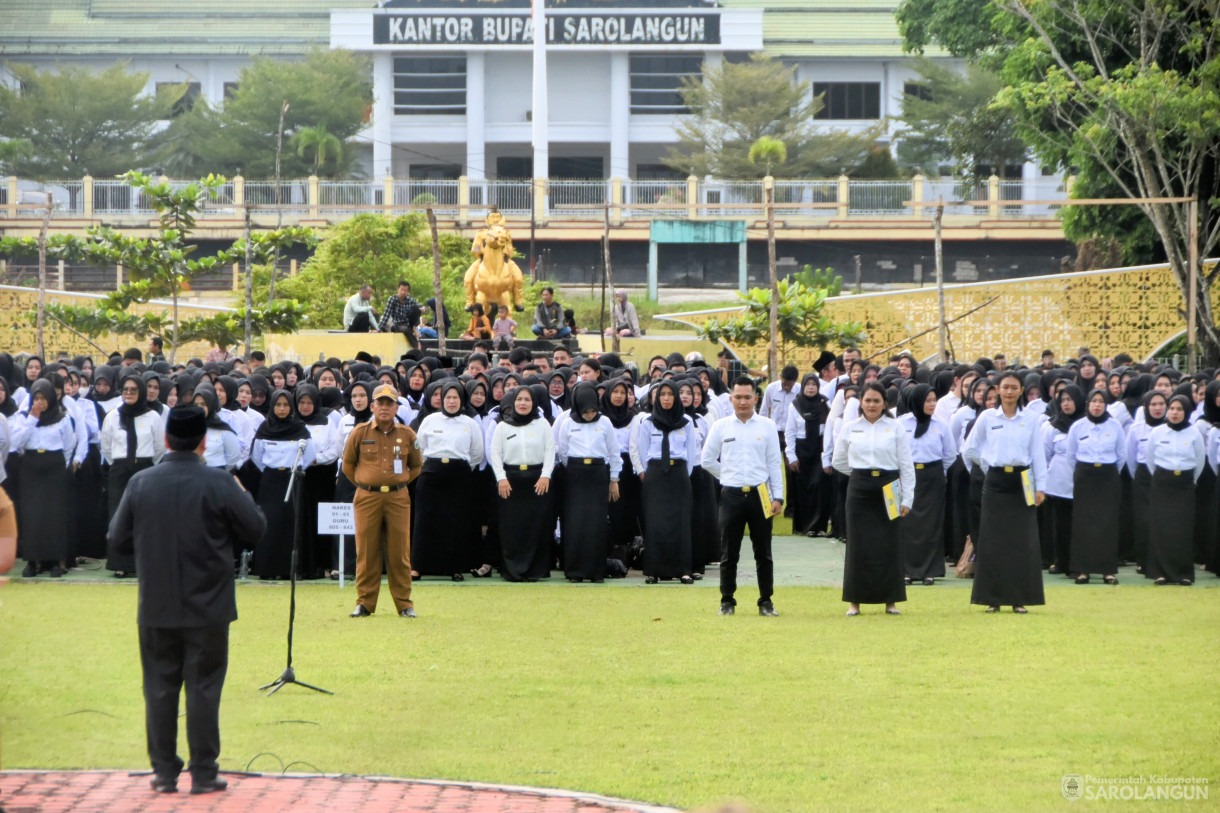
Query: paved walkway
0 771 680 813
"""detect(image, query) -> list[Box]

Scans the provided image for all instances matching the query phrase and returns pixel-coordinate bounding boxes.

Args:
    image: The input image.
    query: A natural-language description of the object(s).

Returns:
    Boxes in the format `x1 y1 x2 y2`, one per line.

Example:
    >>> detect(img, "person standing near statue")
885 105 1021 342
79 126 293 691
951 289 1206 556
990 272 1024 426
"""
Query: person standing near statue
342 384 423 618
106 406 266 795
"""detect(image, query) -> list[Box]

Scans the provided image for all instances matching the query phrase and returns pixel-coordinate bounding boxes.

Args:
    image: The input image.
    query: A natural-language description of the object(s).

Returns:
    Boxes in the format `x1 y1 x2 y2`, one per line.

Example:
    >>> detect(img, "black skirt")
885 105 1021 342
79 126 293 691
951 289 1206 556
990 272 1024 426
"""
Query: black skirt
1070 462 1120 575
790 437 827 535
255 467 300 580
967 465 985 549
74 445 109 560
561 457 610 580
18 450 71 564
105 457 155 573
903 463 946 580
971 467 1045 607
690 465 719 572
1146 467 1196 582
498 464 554 581
1192 464 1216 566
947 457 972 559
413 458 478 576
607 453 641 560
1131 466 1153 573
642 458 692 579
842 468 906 604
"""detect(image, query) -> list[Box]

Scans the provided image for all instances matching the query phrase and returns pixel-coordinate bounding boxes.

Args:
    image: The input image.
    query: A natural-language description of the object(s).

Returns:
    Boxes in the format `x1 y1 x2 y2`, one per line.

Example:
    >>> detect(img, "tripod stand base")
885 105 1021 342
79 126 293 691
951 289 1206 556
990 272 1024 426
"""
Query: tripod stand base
259 666 333 696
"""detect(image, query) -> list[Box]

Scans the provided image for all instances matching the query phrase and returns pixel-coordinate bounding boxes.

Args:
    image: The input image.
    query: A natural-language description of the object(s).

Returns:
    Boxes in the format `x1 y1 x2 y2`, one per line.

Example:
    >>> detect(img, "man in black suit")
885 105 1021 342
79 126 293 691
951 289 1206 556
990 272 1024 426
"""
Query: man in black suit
108 406 266 795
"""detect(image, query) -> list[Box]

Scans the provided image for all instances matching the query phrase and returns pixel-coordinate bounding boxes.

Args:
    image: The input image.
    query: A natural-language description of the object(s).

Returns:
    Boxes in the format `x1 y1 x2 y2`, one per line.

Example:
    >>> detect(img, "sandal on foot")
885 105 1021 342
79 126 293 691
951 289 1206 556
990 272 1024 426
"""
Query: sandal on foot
1104 575 1117 585
644 576 658 584
1013 606 1028 614
845 608 860 617
985 606 1000 613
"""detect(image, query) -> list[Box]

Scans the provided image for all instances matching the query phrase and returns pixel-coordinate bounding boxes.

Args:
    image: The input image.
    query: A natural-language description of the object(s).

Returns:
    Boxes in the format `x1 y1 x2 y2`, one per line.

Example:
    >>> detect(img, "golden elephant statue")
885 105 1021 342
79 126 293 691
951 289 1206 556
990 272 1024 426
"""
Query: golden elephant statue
464 222 525 314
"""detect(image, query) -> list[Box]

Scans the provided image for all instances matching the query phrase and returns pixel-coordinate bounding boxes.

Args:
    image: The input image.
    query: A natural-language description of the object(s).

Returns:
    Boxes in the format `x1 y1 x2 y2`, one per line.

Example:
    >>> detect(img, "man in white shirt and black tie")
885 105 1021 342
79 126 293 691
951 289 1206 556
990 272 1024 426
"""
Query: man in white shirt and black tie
702 376 785 617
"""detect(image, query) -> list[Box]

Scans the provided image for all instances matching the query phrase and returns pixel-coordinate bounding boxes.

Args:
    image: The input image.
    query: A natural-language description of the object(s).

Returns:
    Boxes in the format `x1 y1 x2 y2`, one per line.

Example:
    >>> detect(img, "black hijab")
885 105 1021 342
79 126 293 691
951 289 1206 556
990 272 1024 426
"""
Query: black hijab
89 365 118 403
1142 391 1167 428
1084 389 1110 425
792 372 830 434
319 386 344 413
25 379 64 427
465 379 490 418
1201 380 1220 426
254 390 309 441
1076 354 1101 391
648 380 688 434
904 383 934 438
569 381 602 424
530 383 554 424
0 353 17 395
345 380 374 424
215 375 240 413
1121 374 1154 415
410 381 444 431
1051 383 1086 433
601 379 635 429
1166 395 1194 431
0 378 16 417
294 383 330 427
545 369 570 411
501 386 539 427
248 373 272 415
437 379 466 418
193 384 235 433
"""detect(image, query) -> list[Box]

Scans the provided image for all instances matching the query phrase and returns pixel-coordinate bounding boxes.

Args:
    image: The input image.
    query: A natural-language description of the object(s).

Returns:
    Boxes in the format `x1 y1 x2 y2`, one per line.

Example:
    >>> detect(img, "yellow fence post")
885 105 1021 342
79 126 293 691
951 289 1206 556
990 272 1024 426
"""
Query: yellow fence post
534 177 547 224
458 175 469 224
988 174 1000 218
82 175 94 220
232 262 240 291
308 175 320 219
611 177 623 226
911 173 924 218
233 175 244 207
6 177 17 219
686 175 698 219
837 175 850 219
384 173 394 216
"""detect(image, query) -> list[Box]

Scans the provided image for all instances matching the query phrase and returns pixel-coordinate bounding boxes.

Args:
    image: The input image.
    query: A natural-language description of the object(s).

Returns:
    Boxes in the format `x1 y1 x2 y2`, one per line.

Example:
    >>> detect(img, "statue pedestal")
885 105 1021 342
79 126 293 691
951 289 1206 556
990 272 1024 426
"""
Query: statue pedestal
262 331 412 364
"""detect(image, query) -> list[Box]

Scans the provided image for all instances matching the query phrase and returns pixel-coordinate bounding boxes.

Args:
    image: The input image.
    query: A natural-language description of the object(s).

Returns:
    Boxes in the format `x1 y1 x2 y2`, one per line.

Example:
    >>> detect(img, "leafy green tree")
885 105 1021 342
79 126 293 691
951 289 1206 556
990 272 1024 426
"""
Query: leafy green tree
0 62 173 179
664 54 881 179
177 302 304 349
292 126 344 176
793 265 843 297
852 146 903 179
696 280 867 366
895 59 1027 180
155 48 371 179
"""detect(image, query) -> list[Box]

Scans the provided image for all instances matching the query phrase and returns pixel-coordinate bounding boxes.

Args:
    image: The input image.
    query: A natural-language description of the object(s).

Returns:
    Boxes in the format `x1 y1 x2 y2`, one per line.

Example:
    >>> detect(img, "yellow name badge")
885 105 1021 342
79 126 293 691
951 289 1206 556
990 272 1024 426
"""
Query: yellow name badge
1020 468 1035 506
881 480 901 521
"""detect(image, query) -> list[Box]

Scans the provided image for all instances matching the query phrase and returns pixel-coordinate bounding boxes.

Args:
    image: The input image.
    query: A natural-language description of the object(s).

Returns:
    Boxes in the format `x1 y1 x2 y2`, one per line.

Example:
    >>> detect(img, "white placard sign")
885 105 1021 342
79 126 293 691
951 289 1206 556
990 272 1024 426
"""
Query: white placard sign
317 502 356 535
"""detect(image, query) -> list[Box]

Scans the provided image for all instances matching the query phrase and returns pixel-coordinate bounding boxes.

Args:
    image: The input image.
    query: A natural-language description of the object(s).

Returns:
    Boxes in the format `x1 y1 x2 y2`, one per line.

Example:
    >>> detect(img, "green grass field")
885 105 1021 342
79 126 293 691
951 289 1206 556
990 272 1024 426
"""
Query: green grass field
2 571 1217 812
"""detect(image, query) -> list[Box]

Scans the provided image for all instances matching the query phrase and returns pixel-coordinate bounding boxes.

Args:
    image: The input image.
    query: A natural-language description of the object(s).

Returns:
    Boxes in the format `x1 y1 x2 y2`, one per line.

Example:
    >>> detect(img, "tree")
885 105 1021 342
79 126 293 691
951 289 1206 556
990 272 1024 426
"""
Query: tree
793 265 843 297
0 62 173 179
898 0 1220 363
750 137 786 381
664 54 881 179
292 126 344 177
895 59 1027 180
155 48 372 179
0 138 32 174
696 280 867 367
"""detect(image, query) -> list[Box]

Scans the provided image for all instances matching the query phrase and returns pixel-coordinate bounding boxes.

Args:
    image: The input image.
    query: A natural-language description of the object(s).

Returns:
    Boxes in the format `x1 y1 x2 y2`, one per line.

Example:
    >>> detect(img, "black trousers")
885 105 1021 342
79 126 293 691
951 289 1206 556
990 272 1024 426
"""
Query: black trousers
139 624 229 782
347 311 373 332
718 486 774 606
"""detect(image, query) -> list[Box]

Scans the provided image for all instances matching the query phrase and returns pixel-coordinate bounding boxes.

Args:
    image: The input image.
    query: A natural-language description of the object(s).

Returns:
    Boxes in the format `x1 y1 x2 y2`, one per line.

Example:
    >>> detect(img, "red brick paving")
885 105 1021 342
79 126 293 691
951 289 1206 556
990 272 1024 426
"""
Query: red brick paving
0 771 680 813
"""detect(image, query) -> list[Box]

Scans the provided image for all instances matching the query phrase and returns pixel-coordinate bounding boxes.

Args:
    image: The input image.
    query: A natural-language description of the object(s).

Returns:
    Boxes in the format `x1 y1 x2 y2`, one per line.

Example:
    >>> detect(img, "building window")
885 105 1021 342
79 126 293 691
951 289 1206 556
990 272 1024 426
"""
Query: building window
393 56 465 115
223 82 239 102
813 82 881 120
635 164 685 180
156 82 201 118
903 82 931 102
629 54 702 115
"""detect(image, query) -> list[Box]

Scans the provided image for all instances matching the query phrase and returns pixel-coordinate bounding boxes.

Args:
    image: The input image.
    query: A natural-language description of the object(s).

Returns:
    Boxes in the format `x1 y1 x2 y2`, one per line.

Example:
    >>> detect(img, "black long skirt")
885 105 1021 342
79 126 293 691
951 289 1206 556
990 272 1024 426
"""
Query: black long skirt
413 458 478 576
561 458 610 580
842 468 905 604
1070 462 1120 575
830 469 849 540
608 453 641 562
1117 469 1136 563
332 471 356 575
471 465 499 568
642 458 692 579
1045 494 1073 574
947 457 971 559
18 451 71 565
790 437 827 535
300 463 337 579
74 445 109 559
105 457 154 573
903 463 946 580
1146 467 1195 582
1193 465 1216 566
1131 466 1153 574
255 468 299 580
971 468 1045 607
967 465 985 549
498 464 553 581
690 465 719 573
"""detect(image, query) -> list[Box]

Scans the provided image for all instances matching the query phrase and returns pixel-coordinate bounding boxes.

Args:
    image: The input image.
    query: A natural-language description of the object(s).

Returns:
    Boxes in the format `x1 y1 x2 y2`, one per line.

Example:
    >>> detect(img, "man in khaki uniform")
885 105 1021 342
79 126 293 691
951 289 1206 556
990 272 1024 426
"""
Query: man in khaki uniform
342 384 422 618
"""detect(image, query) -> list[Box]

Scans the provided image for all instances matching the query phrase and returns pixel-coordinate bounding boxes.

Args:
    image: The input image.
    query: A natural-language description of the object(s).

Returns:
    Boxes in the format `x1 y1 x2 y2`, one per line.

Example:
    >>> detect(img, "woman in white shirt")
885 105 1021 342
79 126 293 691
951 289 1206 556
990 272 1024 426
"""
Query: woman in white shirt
414 380 485 581
785 373 831 538
1126 390 1166 577
251 389 317 580
11 379 76 578
490 385 556 582
295 384 340 580
1065 389 1127 585
636 379 698 585
601 378 642 570
192 385 242 472
679 378 718 578
1145 394 1205 586
1041 384 1084 577
832 381 914 616
961 371 1048 614
100 375 166 556
464 378 500 579
897 383 956 586
555 382 621 582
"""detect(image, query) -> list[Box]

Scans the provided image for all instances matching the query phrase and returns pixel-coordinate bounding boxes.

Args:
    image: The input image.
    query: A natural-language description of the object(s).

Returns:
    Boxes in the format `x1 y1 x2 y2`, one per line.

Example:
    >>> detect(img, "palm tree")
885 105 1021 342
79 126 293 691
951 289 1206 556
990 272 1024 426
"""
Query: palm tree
292 125 343 176
750 137 787 382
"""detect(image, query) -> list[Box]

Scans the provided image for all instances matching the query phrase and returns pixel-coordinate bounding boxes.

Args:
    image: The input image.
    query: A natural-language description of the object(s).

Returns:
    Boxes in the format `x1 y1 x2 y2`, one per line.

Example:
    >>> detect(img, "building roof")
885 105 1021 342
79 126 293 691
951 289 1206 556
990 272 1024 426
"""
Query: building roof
0 0 941 59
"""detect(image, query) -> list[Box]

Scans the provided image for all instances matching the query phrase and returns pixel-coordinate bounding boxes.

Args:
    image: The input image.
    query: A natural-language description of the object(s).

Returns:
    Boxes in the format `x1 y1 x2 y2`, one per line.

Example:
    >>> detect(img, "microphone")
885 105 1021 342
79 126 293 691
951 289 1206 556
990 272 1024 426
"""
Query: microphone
297 438 309 452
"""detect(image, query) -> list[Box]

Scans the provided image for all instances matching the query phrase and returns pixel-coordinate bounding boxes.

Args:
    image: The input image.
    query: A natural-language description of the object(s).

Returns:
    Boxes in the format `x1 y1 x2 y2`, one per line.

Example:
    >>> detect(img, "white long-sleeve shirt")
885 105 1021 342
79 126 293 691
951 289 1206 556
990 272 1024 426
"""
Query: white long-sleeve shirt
701 412 784 500
99 408 165 464
11 412 76 465
635 413 699 470
1145 424 1206 481
897 413 956 473
831 414 915 509
961 406 1049 491
1065 417 1127 467
417 413 485 468
556 416 622 480
933 391 961 424
759 380 798 429
252 436 318 471
202 426 242 470
490 418 556 481
1041 422 1075 499
783 398 828 464
303 420 340 466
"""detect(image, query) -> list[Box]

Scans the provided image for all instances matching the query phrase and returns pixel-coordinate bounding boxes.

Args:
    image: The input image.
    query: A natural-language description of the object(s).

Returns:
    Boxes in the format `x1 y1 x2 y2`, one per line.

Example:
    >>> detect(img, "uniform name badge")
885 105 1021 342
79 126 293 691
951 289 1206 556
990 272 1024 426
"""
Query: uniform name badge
393 446 403 475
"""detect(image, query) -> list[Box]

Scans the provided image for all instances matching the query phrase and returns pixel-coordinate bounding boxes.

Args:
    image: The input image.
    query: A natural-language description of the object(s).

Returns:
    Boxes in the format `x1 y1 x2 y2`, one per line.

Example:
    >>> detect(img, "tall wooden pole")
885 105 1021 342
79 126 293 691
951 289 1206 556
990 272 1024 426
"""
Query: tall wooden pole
603 201 618 353
243 202 255 357
766 175 778 382
35 192 51 360
1187 197 1198 371
270 100 288 305
934 199 946 362
426 207 446 356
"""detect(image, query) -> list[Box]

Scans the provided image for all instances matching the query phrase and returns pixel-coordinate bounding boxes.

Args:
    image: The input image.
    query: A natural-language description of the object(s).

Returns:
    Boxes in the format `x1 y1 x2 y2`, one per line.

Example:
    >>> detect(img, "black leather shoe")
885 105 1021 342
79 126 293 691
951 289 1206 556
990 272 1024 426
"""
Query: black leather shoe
150 776 178 793
21 562 36 578
399 607 417 618
680 575 694 585
349 605 372 618
190 776 228 795
49 565 67 578
718 602 735 616
758 601 779 617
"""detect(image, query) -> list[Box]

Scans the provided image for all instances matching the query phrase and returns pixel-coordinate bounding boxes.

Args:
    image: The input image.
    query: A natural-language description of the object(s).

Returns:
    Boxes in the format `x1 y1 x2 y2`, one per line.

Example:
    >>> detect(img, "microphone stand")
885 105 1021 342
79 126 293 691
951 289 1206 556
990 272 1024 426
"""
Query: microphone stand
260 439 333 696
